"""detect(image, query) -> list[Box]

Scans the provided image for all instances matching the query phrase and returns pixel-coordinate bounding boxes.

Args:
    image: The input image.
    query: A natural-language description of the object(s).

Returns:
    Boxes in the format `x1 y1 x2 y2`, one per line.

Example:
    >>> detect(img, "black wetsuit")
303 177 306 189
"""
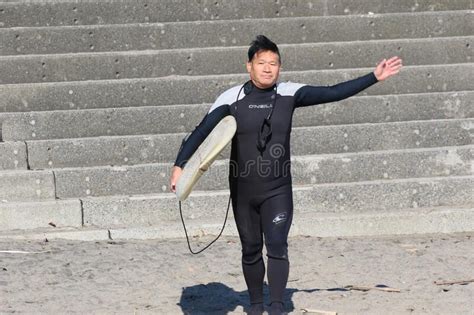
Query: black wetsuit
175 72 378 306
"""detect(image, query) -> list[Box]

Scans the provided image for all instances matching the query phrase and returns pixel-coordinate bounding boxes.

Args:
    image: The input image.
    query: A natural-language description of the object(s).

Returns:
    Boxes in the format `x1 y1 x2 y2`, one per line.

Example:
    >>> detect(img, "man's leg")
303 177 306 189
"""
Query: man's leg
231 183 265 308
260 184 293 308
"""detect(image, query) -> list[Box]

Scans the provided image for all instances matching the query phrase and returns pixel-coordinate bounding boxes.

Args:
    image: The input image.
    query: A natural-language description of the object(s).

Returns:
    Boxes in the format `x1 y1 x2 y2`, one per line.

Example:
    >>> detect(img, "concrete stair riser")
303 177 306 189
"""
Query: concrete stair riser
294 91 473 127
292 119 473 156
24 118 474 169
1 64 473 113
1 11 472 55
110 207 474 239
291 146 474 185
27 134 183 169
0 199 82 231
1 36 472 84
51 146 473 198
0 170 55 201
80 176 473 227
0 142 27 170
2 91 473 141
2 0 471 27
289 207 474 237
0 112 15 140
294 176 474 213
3 206 473 239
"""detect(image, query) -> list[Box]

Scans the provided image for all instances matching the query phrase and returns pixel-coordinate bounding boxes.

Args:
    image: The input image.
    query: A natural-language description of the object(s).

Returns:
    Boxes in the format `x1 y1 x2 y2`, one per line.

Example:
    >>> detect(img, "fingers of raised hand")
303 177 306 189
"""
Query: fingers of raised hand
387 57 402 67
386 58 402 73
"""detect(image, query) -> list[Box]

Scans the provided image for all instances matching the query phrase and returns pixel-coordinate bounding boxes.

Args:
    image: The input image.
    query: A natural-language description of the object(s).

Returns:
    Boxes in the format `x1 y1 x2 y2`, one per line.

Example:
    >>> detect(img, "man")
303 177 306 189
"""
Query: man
170 35 402 315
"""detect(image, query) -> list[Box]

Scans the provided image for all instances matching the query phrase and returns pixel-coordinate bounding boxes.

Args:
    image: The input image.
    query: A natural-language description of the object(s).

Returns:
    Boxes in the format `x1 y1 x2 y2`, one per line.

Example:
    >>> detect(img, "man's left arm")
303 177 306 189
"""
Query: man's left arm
295 56 402 107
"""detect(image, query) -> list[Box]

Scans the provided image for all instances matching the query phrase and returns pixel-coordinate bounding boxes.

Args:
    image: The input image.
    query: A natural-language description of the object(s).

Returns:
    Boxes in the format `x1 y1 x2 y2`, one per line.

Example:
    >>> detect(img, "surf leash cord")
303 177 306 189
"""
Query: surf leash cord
179 195 231 254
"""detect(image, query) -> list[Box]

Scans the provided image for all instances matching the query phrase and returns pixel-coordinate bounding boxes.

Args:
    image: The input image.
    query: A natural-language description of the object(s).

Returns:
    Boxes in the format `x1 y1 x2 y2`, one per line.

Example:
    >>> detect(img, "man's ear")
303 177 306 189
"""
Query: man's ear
246 61 252 73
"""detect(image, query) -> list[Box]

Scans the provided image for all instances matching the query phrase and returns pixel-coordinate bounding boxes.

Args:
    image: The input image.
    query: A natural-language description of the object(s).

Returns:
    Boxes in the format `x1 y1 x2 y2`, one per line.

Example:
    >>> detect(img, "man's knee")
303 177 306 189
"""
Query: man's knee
241 242 263 265
265 241 289 260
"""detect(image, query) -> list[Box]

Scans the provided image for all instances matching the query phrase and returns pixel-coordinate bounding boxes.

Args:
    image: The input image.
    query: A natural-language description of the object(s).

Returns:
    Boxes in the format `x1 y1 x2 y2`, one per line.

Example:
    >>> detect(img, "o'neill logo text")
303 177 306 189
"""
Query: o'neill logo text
249 104 273 109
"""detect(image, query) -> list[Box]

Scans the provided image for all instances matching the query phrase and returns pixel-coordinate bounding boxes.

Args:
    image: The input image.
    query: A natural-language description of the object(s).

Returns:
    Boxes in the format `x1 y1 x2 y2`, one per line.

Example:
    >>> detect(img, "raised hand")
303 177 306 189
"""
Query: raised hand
374 56 403 81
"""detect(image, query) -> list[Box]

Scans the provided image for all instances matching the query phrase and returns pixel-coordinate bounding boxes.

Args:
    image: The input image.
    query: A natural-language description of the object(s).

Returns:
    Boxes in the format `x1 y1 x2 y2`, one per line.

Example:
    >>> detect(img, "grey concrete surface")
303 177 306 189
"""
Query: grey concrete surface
2 104 208 141
0 142 27 170
293 206 474 237
0 170 55 201
54 163 173 198
52 146 473 198
1 36 472 84
290 118 474 156
290 146 473 185
0 199 82 230
0 113 14 138
293 91 474 127
1 206 473 240
1 11 472 55
1 64 473 113
26 133 183 169
110 206 474 239
24 118 474 169
79 175 473 227
293 175 473 213
1 0 471 27
0 0 473 239
2 91 473 141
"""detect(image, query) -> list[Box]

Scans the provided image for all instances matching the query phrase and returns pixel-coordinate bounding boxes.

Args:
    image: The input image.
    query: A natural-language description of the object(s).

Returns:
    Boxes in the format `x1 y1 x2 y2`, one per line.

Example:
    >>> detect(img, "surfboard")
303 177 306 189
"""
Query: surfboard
175 115 237 201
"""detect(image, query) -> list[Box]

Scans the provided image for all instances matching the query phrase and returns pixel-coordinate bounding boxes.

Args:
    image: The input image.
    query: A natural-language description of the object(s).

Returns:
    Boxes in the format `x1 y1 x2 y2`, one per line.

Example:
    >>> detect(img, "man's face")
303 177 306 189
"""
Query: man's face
246 50 281 89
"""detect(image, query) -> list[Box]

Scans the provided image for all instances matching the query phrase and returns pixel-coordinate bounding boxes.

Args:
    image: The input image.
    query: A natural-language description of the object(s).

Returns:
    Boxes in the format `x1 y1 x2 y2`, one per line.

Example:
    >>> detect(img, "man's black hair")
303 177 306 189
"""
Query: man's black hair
248 35 281 63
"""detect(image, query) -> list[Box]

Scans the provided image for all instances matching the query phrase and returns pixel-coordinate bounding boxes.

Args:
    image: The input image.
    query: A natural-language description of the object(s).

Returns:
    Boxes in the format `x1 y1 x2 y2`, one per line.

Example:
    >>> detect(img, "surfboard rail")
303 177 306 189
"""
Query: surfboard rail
175 115 237 201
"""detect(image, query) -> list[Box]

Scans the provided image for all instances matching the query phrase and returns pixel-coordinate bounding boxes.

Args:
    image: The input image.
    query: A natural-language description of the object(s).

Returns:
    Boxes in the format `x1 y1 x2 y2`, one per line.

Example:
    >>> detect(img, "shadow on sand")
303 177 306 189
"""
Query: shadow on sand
178 282 349 314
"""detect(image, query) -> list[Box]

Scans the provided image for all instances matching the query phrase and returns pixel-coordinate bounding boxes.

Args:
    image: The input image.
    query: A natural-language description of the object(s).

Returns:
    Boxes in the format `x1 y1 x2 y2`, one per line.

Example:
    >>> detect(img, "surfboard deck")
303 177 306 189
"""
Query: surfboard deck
175 115 236 201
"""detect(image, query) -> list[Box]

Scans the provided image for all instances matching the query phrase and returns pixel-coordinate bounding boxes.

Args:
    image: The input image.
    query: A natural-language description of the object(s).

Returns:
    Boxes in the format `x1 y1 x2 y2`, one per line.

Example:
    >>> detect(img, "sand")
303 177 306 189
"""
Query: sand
0 232 473 314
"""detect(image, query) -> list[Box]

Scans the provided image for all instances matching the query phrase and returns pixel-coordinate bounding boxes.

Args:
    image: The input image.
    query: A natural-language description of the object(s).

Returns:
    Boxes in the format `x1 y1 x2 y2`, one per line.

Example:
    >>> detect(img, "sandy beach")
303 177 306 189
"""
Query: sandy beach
0 232 472 314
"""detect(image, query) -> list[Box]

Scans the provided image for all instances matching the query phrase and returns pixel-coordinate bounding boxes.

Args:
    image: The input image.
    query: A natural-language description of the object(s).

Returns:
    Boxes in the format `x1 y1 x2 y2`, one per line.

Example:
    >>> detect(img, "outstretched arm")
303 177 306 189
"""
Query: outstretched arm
295 56 402 108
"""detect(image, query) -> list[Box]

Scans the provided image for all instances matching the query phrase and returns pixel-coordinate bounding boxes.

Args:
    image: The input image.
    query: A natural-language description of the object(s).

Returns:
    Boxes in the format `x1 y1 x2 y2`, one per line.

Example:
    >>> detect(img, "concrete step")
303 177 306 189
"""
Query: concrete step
25 118 474 169
2 205 473 240
1 64 473 113
0 170 55 201
0 141 27 170
291 205 474 237
2 91 472 141
1 36 472 84
80 175 473 227
1 205 473 240
2 0 471 28
1 10 472 55
52 146 473 198
0 199 82 231
110 205 474 239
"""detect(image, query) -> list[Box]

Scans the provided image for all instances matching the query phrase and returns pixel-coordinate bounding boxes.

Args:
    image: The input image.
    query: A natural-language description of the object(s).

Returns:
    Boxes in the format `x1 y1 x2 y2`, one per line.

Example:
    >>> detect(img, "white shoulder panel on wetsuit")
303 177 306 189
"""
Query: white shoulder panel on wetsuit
208 84 245 114
276 81 306 97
